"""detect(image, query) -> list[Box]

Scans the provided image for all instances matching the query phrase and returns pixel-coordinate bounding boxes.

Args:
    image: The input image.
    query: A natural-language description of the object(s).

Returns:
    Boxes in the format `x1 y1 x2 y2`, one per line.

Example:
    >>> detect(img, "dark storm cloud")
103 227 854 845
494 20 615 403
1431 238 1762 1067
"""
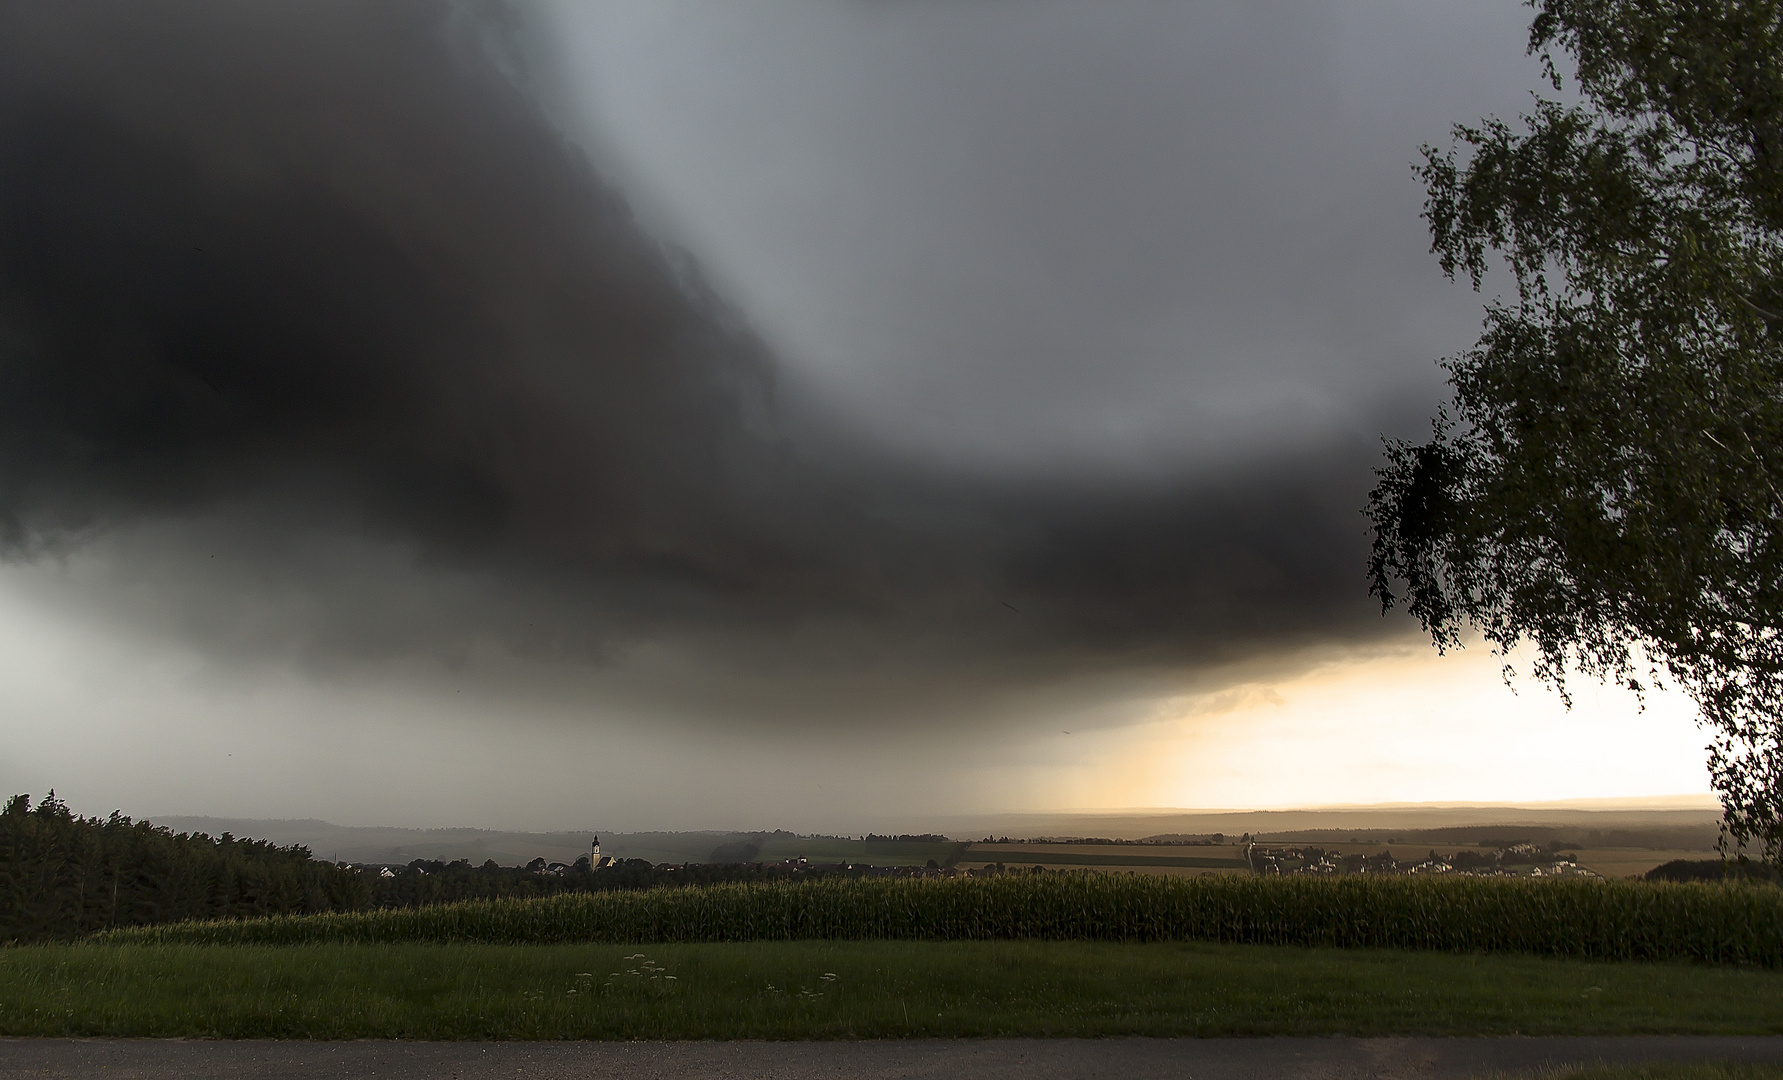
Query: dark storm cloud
553 1 1542 476
0 0 1407 721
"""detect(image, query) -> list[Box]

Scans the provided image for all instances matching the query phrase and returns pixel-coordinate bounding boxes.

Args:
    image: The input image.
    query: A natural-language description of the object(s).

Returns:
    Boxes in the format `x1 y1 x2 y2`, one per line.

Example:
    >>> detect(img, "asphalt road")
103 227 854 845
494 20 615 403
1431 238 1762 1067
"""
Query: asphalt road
1 1037 1781 1079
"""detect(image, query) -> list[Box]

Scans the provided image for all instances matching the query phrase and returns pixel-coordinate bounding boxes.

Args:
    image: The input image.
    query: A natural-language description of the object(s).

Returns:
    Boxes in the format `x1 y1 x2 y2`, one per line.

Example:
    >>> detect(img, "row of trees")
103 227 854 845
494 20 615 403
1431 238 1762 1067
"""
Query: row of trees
0 793 858 943
0 793 362 942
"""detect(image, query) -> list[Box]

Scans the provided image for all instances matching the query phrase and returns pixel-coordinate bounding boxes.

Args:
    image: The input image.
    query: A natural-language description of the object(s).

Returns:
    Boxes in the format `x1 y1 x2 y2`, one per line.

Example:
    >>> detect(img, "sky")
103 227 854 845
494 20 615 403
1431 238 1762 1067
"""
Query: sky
0 0 1717 831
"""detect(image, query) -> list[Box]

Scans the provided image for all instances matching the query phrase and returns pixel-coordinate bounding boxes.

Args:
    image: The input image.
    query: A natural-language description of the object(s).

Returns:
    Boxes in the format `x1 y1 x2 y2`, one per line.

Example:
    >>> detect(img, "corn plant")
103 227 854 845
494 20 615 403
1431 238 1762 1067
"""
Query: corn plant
99 873 1783 967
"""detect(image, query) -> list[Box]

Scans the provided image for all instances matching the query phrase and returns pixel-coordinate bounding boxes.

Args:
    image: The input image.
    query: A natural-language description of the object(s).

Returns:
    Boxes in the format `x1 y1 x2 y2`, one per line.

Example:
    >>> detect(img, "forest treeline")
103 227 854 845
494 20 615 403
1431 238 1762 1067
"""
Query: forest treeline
0 794 833 943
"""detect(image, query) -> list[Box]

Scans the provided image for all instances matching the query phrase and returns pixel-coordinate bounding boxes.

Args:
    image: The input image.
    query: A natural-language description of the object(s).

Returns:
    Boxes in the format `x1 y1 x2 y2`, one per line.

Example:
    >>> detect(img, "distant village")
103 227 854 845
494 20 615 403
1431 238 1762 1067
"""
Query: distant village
1247 842 1601 878
356 834 1605 881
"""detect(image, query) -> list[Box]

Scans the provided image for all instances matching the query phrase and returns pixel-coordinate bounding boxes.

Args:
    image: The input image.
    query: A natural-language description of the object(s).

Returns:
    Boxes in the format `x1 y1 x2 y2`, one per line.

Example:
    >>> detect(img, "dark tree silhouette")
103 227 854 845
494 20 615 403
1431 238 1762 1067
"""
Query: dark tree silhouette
1369 0 1783 866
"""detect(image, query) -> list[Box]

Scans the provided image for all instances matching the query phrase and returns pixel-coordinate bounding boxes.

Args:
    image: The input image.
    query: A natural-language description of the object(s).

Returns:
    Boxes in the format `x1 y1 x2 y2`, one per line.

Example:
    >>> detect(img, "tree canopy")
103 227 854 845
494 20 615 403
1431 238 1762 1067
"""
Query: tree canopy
1367 0 1783 865
0 792 853 943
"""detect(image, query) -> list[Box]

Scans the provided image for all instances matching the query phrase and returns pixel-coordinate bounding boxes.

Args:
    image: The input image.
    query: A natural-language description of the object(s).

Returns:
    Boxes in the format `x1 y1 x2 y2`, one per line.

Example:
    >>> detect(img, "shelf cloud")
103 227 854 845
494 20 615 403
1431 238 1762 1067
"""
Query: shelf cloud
0 0 1464 733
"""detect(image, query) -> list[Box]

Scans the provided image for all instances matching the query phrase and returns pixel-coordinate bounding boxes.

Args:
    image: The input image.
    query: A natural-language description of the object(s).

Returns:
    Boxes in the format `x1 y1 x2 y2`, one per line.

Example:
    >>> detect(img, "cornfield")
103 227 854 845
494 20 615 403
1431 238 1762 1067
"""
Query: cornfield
99 873 1783 966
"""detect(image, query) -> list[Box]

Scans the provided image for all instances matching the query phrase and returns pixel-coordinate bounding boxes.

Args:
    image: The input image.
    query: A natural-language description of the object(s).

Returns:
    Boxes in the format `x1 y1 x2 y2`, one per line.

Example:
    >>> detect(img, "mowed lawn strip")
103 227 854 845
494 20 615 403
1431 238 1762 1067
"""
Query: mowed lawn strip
2 940 1780 1040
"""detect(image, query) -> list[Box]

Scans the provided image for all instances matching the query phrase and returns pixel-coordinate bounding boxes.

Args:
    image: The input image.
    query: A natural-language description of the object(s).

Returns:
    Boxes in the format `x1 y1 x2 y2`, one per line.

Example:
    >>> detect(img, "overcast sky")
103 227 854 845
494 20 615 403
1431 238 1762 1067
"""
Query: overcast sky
0 1 1714 831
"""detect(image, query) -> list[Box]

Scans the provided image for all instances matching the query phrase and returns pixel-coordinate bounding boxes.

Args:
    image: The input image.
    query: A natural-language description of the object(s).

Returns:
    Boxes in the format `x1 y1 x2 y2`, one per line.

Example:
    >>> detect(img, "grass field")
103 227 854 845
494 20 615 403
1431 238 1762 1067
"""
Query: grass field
3 939 1781 1040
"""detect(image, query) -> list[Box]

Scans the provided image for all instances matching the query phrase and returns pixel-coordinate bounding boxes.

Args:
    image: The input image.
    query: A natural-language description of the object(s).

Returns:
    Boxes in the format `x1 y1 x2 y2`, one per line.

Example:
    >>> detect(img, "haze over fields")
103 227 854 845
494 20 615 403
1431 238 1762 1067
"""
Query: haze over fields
0 1 1717 832
157 801 1724 881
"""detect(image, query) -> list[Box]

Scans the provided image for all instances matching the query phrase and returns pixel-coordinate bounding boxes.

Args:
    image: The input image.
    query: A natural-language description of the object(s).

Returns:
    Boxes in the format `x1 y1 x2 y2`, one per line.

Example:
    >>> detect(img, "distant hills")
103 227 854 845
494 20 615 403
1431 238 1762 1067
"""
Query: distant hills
152 800 1725 869
935 802 1723 852
149 818 731 867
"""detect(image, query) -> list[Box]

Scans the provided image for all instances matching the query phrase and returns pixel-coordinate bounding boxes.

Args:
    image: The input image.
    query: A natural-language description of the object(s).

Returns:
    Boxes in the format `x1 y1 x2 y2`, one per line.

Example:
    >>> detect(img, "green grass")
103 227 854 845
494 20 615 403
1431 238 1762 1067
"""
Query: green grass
2 939 1780 1039
99 874 1783 967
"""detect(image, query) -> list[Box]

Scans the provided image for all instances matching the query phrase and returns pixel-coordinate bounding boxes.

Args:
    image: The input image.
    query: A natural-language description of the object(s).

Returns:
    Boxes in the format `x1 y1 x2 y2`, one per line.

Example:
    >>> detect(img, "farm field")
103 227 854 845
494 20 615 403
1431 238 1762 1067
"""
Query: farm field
98 875 1783 970
3 939 1781 1040
1562 849 1724 879
752 836 966 867
958 843 1250 874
